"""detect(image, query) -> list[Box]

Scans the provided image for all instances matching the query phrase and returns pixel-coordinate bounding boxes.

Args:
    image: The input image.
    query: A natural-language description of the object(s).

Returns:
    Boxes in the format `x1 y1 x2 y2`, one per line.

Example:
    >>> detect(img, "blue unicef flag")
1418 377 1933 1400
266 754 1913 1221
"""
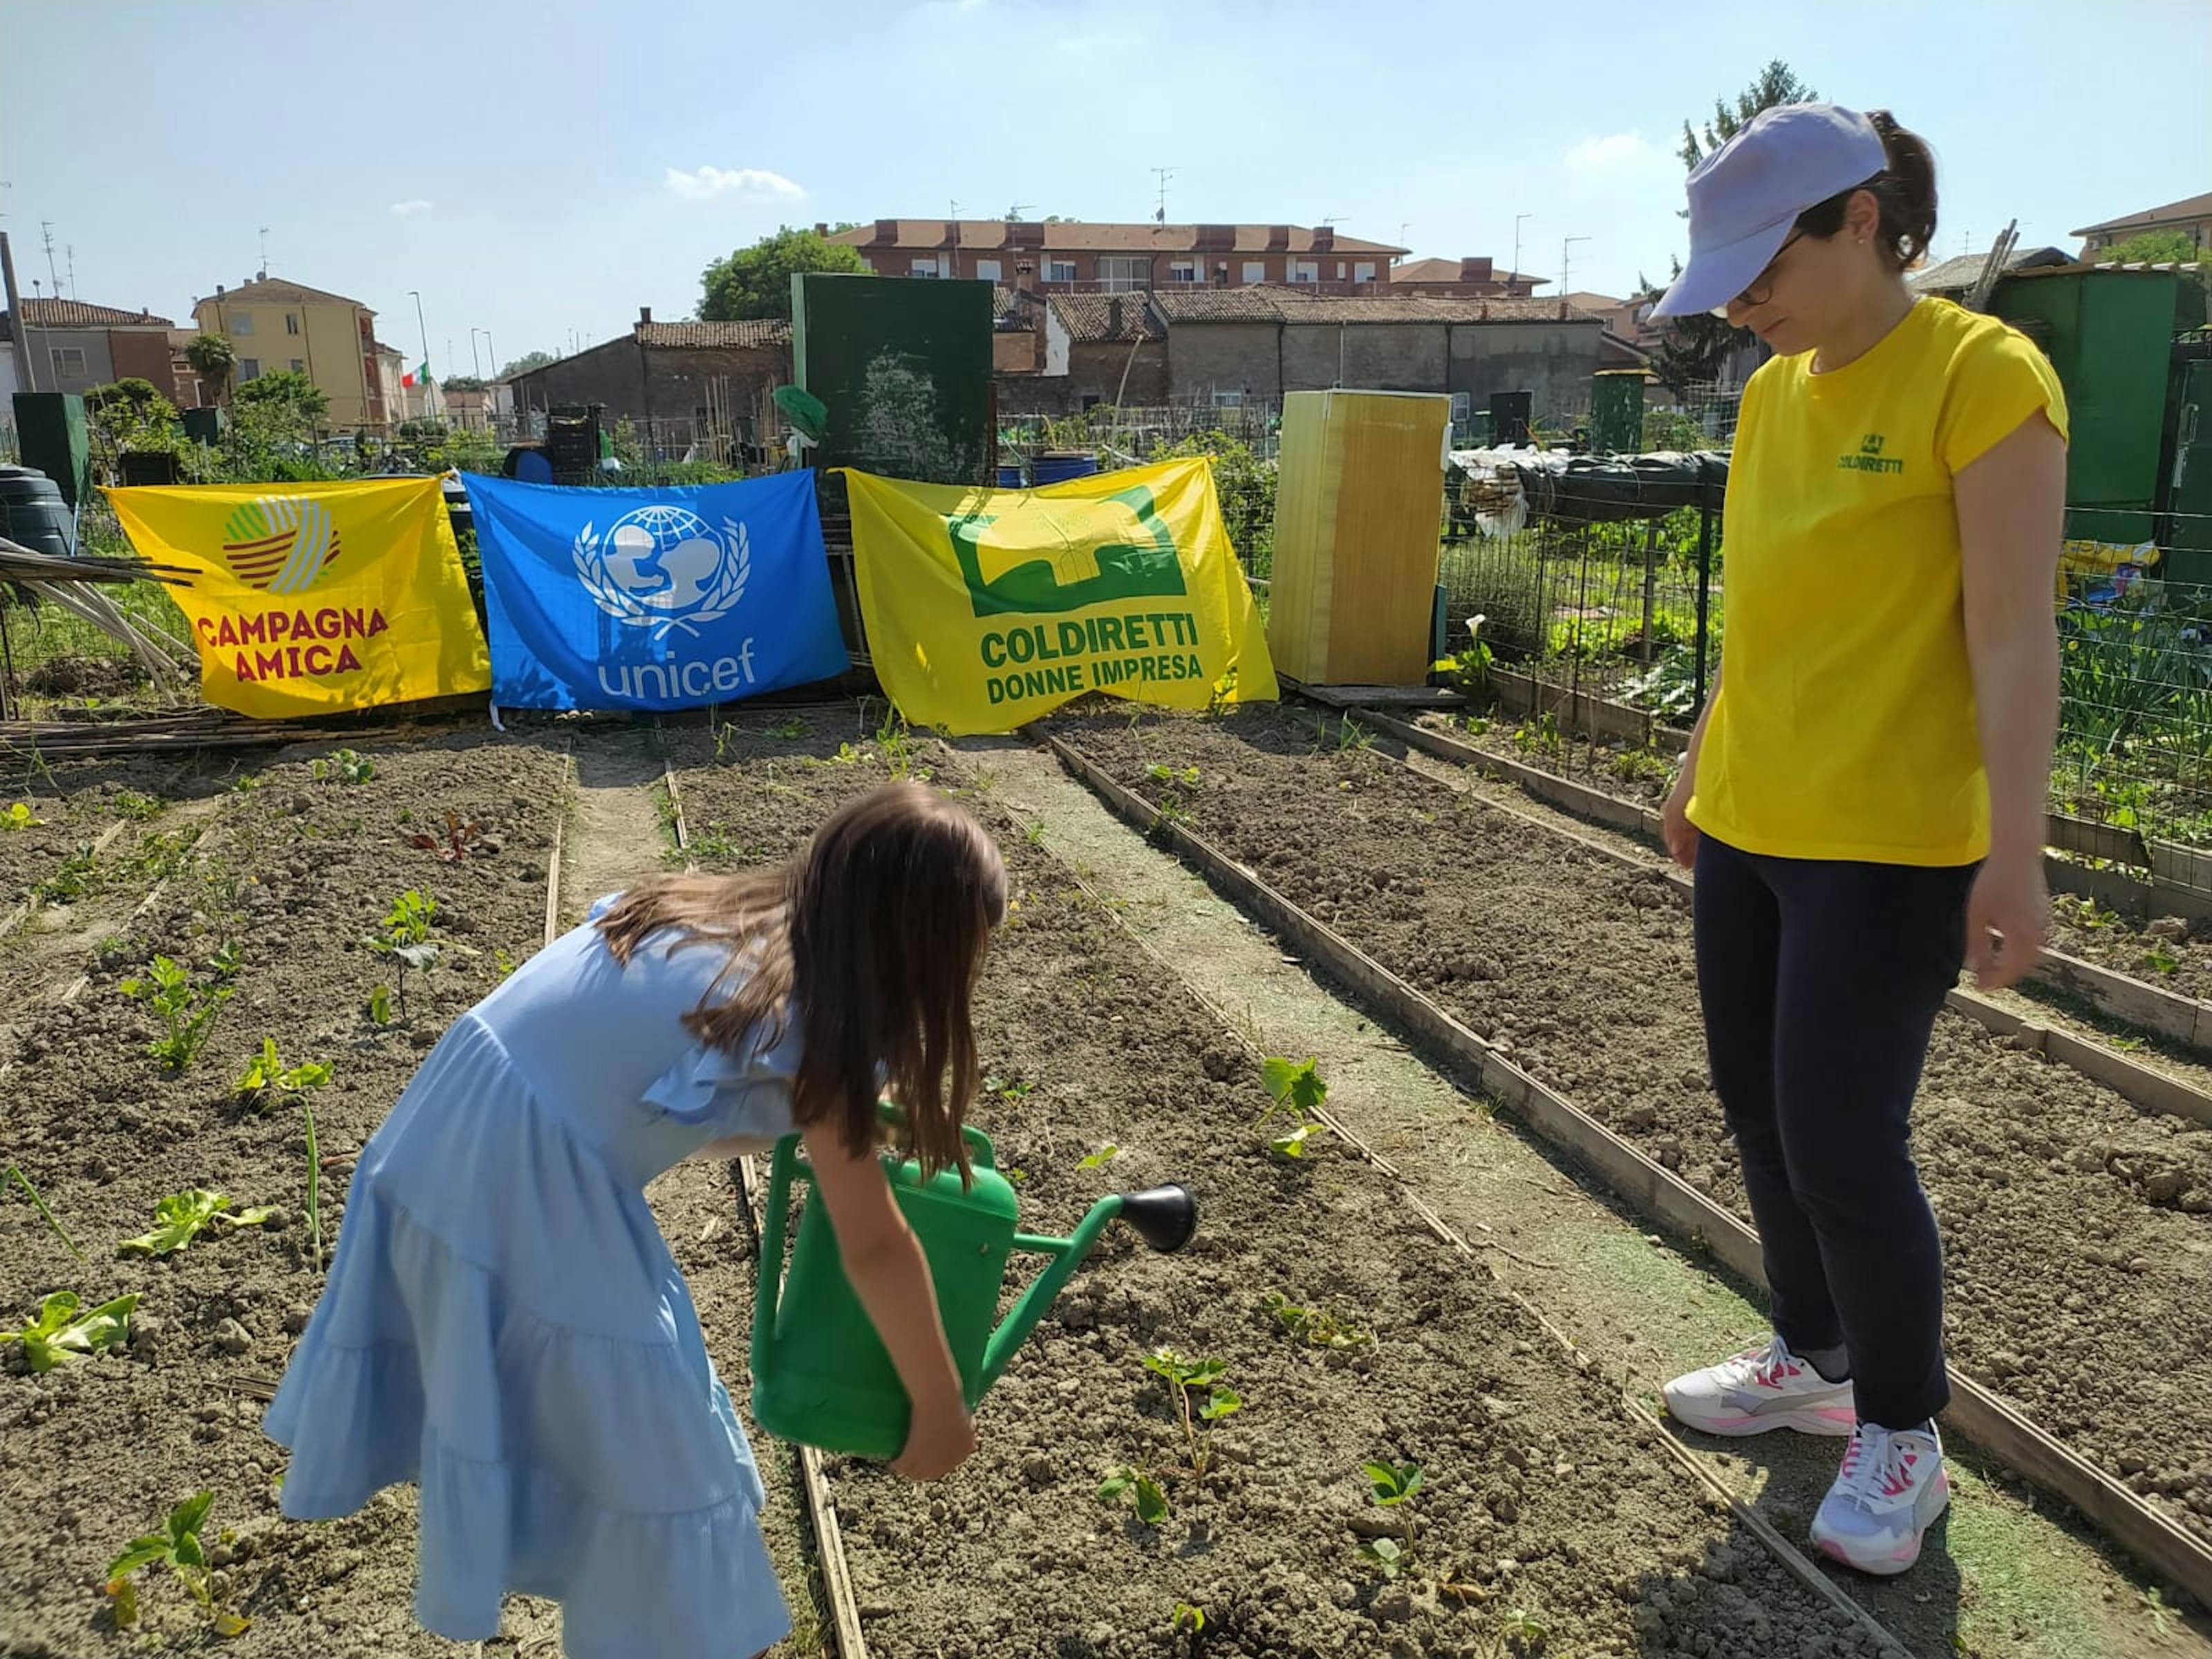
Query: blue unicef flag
464 471 847 711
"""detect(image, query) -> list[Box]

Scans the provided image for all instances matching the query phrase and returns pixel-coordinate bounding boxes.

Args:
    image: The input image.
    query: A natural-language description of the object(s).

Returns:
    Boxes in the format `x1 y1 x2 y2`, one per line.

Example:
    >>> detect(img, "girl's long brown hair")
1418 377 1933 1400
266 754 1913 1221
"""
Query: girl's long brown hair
596 782 1006 1182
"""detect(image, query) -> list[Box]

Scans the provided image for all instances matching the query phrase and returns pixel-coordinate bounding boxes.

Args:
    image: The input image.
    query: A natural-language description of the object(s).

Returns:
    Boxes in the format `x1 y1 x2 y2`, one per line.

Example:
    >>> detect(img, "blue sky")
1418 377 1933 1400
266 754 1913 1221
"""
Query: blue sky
4 0 2206 379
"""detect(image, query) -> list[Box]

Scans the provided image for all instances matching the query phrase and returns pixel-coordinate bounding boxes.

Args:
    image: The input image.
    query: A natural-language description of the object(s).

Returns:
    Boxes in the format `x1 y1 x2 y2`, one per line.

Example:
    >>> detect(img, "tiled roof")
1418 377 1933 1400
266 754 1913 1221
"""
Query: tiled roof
1390 258 1548 288
637 319 791 349
195 275 370 310
1908 246 2073 294
1049 292 1164 344
1150 288 1599 326
11 297 175 328
830 219 1405 257
2072 191 2212 238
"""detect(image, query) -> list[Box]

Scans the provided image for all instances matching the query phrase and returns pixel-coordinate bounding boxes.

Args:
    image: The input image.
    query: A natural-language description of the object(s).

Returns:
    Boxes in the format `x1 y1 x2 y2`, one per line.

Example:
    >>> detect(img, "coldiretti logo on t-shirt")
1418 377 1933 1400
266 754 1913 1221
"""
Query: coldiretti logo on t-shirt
1837 432 1904 475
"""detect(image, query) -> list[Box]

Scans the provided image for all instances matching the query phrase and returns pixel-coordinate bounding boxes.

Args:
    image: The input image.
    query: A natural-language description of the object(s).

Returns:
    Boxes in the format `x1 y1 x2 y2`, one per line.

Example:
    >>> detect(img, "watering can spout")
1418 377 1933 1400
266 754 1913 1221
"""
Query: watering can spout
1116 1183 1200 1253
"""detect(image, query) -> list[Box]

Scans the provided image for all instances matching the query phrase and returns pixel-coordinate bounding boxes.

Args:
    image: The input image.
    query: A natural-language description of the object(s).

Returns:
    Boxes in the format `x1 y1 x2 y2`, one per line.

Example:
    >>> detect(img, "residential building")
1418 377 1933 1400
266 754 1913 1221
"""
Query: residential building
441 386 495 430
505 309 791 458
191 274 389 429
1392 258 1546 298
2073 191 2212 255
369 341 411 424
996 292 1170 415
0 297 182 402
824 219 1407 292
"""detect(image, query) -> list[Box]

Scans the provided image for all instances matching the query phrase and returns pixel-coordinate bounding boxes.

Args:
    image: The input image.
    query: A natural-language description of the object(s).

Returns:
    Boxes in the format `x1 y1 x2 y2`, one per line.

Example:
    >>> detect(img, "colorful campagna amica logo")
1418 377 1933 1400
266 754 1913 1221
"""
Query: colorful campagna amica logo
220 497 343 593
572 505 750 641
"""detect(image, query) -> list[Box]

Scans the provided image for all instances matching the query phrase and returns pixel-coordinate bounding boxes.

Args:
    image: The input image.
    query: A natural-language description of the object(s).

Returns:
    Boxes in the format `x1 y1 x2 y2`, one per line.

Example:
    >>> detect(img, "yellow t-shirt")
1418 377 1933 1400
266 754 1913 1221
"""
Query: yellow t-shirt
1687 297 2069 866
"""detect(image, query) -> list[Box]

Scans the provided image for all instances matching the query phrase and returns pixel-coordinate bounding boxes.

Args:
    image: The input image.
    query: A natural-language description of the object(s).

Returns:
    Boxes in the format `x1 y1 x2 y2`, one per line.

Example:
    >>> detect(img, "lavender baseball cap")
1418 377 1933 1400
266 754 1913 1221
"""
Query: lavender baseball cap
1651 102 1889 318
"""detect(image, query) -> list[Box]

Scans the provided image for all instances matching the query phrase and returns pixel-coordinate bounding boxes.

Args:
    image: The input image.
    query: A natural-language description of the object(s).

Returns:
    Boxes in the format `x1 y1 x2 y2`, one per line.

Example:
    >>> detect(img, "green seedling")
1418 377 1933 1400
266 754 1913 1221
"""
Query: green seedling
771 713 809 740
3 1289 138 1372
1263 1291 1369 1349
119 1189 276 1257
876 713 930 781
831 741 865 765
122 955 233 1071
494 946 519 978
1078 1143 1122 1170
115 790 164 821
1358 1536 1405 1579
6 1165 87 1262
404 810 484 862
1494 1607 1548 1655
106 1492 250 1638
1258 1055 1332 1159
1363 1459 1425 1555
366 890 440 1017
1096 1465 1171 1526
229 771 263 794
1268 1122 1325 1159
205 941 245 981
2141 1586 2175 1641
1512 711 1564 764
1143 1348 1241 1478
984 1074 1035 1107
1 800 42 830
1335 717 1376 755
36 842 99 903
1147 763 1201 787
1204 663 1239 720
2146 937 2182 977
1172 1602 1206 1633
232 1037 332 1112
367 983 394 1025
327 748 375 784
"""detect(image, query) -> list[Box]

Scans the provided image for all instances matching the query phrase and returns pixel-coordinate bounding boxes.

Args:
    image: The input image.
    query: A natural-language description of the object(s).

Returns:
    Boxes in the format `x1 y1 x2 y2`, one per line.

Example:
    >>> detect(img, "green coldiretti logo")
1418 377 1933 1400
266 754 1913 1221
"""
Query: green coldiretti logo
949 482 1188 619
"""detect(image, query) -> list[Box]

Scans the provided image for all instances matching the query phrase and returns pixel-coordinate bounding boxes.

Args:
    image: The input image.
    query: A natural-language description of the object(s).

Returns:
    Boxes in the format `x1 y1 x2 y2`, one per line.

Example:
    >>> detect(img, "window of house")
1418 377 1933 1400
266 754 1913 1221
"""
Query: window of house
290 359 305 373
1098 256 1150 292
1336 263 1347 279
231 312 254 335
1289 261 1320 284
239 357 261 380
975 259 1002 281
910 257 941 278
1168 261 1198 283
1241 261 1266 284
1353 261 1376 281
285 312 301 335
1046 259 1078 283
50 346 87 379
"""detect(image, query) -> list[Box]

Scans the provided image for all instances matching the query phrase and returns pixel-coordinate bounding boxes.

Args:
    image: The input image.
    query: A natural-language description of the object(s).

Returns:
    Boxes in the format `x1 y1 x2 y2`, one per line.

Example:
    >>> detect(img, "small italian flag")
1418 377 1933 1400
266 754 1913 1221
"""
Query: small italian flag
403 361 429 388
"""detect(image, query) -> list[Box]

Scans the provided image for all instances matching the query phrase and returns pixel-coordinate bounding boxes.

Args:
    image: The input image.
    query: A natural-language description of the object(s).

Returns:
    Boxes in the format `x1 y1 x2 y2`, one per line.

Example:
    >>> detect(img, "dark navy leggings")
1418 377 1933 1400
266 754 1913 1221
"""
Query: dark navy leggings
1692 832 1976 1431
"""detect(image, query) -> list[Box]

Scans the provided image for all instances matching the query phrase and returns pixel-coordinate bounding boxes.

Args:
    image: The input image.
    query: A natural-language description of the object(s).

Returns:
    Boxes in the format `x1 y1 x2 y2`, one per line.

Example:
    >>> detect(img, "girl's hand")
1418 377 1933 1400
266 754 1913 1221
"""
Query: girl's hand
892 1395 976 1482
1662 772 1699 870
1965 851 2048 991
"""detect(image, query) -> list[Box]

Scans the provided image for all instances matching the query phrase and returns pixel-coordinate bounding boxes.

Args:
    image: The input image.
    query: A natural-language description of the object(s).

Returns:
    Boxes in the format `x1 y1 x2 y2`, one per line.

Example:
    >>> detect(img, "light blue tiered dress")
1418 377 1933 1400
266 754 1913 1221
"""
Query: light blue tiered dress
264 894 797 1658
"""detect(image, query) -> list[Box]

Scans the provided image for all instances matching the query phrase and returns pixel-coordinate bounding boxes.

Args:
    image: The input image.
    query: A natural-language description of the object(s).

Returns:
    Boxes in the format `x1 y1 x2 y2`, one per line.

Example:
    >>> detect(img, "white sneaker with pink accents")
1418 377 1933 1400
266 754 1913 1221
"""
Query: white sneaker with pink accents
1661 1334 1858 1437
1810 1422 1949 1575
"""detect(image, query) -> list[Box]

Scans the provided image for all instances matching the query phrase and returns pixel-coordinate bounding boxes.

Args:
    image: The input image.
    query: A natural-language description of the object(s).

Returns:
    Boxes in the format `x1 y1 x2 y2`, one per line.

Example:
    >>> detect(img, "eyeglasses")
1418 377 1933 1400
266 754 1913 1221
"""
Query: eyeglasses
1730 229 1805 310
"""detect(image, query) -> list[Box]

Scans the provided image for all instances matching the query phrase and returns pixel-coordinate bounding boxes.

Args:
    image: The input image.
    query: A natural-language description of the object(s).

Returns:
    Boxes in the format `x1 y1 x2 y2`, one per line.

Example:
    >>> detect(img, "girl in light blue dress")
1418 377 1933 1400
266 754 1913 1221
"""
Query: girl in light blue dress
265 782 1006 1658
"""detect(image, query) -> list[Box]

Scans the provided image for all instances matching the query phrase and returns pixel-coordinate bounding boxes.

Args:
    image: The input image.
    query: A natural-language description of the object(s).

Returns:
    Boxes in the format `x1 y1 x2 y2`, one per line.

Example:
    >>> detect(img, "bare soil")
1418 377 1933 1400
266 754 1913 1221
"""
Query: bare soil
669 714 1892 1659
1049 703 2212 1553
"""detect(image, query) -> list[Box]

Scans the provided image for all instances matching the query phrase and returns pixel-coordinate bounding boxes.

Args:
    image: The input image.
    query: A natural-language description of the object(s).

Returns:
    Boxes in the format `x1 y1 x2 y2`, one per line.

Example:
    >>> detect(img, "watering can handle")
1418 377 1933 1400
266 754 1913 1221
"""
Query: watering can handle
873 1100 997 1169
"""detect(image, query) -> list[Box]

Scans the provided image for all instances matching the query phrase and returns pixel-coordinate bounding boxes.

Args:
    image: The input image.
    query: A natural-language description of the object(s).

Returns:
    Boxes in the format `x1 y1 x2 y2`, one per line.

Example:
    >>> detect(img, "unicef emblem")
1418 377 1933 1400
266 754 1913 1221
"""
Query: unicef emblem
572 505 749 639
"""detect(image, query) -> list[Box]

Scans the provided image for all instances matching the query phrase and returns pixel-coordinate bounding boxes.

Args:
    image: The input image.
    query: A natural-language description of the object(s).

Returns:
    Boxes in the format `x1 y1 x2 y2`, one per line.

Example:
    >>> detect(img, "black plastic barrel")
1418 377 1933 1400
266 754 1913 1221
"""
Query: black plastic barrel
0 464 76 559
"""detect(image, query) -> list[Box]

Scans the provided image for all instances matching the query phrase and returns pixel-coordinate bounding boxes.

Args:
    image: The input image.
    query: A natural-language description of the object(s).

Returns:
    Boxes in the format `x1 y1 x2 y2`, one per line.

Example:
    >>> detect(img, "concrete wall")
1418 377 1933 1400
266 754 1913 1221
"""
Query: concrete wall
1167 321 1282 402
1282 323 1448 393
107 331 180 404
1443 320 1606 415
30 328 115 394
511 338 789 452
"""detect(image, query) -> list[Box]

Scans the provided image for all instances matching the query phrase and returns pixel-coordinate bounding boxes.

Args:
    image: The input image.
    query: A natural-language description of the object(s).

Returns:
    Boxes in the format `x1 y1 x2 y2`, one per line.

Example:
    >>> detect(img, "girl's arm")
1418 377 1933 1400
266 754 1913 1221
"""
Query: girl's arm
1662 663 1720 869
1957 411 2068 989
797 1116 975 1481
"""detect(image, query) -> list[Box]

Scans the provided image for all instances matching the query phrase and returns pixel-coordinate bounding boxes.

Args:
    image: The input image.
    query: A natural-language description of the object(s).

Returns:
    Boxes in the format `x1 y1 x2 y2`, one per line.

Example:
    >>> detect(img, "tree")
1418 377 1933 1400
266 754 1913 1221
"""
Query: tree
498 350 558 378
2089 229 2201 265
185 332 237 406
86 379 181 456
442 374 487 392
699 225 866 322
1649 60 1817 395
232 369 328 424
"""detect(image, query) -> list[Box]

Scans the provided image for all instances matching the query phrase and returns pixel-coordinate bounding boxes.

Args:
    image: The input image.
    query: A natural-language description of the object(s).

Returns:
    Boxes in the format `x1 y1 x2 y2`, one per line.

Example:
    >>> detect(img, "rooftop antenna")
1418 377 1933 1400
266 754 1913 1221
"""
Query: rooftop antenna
1150 166 1177 225
259 225 270 274
65 243 75 299
1006 203 1035 223
39 221 58 291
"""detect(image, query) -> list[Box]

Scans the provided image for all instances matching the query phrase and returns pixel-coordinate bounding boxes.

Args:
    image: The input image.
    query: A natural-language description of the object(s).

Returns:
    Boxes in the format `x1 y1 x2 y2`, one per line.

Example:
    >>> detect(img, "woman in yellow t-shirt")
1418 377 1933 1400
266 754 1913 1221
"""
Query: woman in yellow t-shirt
1645 104 2068 1577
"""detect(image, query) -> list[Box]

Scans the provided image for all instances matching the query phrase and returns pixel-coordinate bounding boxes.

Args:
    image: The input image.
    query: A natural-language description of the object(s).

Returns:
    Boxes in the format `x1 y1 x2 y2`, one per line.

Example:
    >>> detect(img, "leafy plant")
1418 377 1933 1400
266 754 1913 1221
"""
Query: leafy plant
309 748 375 785
1495 1607 1549 1655
122 955 233 1071
3 1290 138 1372
1335 717 1377 756
1512 711 1565 765
366 890 440 1016
366 983 394 1025
118 1189 276 1257
1257 1055 1332 1159
205 941 245 981
1148 763 1200 787
106 1492 250 1638
494 946 520 978
1097 1465 1171 1526
1143 1349 1242 1478
1 800 42 831
403 810 484 862
984 1073 1035 1107
35 842 99 903
876 712 930 781
1263 1291 1370 1349
2146 937 2182 977
1147 762 1201 827
6 1164 86 1262
1432 617 1497 704
1358 1536 1405 1579
1172 1602 1206 1634
1363 1459 1426 1557
232 1037 332 1112
770 713 809 740
1078 1143 1122 1170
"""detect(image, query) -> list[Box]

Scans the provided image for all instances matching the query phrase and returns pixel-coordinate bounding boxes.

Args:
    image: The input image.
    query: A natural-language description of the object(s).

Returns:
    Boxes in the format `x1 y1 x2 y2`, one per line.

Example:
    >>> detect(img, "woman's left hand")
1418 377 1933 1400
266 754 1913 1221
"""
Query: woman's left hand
1965 852 2048 991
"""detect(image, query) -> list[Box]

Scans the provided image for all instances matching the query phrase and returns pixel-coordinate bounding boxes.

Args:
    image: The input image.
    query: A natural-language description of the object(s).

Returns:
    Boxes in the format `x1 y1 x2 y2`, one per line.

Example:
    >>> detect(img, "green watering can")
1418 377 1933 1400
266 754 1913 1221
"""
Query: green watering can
750 1117 1199 1459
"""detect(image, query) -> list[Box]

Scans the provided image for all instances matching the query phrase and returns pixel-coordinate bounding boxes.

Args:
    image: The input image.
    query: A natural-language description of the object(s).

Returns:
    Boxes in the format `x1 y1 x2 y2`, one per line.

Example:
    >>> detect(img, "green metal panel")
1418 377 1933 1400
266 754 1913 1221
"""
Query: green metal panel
2162 356 2212 586
1992 269 2176 517
1589 371 1644 453
791 274 995 485
11 391 91 509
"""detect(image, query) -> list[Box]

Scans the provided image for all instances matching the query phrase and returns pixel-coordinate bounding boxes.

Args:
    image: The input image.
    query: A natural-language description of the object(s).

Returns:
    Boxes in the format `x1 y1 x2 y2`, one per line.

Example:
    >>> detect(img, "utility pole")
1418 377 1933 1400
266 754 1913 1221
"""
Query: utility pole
1150 166 1177 225
469 328 484 379
1 231 36 391
482 329 496 378
1562 234 1589 300
1512 214 1533 290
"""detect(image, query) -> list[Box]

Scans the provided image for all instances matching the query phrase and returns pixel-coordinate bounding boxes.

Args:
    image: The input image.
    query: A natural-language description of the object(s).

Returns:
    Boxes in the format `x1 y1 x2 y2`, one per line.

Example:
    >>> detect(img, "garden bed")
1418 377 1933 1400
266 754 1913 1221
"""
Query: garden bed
1047 703 2212 1553
0 729 568 1654
668 715 1886 1659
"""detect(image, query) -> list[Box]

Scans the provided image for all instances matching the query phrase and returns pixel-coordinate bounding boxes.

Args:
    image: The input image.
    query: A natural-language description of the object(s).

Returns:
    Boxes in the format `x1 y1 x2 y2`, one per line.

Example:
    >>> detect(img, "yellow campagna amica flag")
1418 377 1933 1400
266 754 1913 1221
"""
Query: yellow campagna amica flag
841 458 1277 735
109 477 491 718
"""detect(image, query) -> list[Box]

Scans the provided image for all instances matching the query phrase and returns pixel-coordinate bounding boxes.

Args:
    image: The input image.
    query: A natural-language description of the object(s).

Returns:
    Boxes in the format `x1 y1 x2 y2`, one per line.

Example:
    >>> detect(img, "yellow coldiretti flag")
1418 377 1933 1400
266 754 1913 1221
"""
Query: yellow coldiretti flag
109 477 490 718
841 458 1277 735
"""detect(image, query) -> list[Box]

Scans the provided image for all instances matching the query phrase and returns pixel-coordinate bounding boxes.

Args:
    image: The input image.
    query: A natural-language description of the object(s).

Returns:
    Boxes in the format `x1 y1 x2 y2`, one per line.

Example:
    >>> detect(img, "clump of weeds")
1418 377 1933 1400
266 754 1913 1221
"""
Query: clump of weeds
1264 1290 1370 1350
122 955 232 1071
1147 762 1201 826
106 1491 250 1638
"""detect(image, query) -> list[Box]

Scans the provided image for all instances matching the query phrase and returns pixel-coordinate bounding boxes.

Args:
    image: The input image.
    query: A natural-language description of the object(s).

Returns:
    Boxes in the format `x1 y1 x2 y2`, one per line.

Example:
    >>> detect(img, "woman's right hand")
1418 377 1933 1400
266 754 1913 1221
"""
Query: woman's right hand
1662 772 1699 870
892 1395 977 1482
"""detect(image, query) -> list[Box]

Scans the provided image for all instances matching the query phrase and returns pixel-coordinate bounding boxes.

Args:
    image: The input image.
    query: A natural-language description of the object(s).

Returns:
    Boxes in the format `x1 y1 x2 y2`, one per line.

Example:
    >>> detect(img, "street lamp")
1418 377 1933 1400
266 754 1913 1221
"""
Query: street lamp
469 328 487 379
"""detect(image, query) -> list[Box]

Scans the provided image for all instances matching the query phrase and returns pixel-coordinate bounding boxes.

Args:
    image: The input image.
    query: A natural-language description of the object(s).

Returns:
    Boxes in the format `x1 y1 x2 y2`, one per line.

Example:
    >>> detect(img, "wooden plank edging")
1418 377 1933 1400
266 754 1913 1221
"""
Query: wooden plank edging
1045 732 2212 1606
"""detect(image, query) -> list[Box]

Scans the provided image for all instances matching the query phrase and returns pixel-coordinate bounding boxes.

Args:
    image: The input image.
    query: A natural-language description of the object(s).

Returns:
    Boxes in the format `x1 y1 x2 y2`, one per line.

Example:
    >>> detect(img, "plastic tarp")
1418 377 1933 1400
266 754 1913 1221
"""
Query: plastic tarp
1447 448 1732 535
